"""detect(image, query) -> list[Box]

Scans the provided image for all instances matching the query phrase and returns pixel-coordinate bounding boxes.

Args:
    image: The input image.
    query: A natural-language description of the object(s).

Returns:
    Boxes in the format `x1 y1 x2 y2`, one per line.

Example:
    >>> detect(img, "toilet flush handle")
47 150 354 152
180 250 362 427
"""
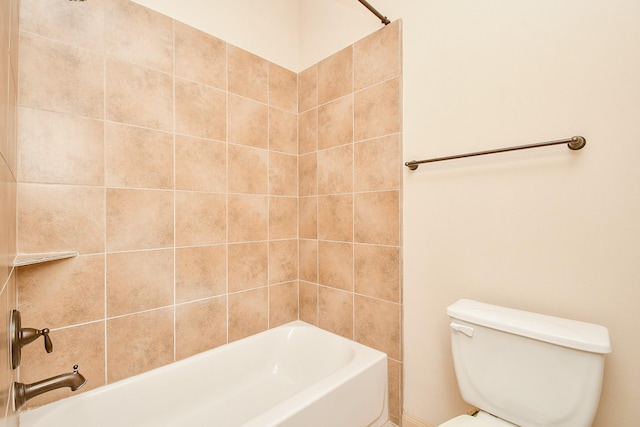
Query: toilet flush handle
450 322 474 337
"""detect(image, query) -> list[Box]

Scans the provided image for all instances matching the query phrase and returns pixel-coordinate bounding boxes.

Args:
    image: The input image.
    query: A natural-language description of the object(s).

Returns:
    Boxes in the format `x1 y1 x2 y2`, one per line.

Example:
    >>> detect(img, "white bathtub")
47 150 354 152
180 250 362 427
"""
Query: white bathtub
20 320 388 427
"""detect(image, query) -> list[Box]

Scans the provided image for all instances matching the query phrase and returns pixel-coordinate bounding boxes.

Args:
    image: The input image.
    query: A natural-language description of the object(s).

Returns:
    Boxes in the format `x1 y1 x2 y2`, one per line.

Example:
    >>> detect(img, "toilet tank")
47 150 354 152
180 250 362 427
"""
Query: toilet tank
447 299 611 427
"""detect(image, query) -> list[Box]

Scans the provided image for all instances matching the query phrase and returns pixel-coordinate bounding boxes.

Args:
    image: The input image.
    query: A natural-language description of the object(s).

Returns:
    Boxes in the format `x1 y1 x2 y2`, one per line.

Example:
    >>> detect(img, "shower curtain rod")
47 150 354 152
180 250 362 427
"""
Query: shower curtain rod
404 136 586 170
357 0 390 25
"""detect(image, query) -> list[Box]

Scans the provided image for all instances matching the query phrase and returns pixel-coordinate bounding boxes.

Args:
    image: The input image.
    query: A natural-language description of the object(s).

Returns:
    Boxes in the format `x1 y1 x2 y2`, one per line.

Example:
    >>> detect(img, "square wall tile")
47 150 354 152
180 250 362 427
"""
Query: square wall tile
299 281 318 325
20 0 105 54
318 286 353 339
269 281 298 327
269 152 297 196
354 295 401 360
18 184 105 254
269 239 298 285
298 153 317 197
228 288 268 342
269 63 297 113
318 46 353 105
298 108 318 155
175 191 226 246
355 244 400 303
228 144 268 194
175 135 227 193
176 297 227 360
106 188 173 252
354 77 401 142
228 95 269 149
298 64 317 113
228 242 268 293
318 95 353 150
105 0 173 73
106 249 173 317
17 254 105 328
105 122 173 190
175 78 226 140
317 144 353 195
19 107 104 186
176 245 226 303
228 45 268 103
298 196 317 239
269 196 298 240
107 308 174 382
19 32 104 118
318 194 353 242
228 194 268 243
318 241 353 292
354 190 400 245
354 20 401 90
106 59 173 131
175 21 226 90
269 108 297 155
354 134 401 192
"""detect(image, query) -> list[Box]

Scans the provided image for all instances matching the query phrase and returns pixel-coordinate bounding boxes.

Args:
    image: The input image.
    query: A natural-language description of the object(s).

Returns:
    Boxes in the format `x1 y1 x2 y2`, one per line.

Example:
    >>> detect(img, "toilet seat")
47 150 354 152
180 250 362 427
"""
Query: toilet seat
439 415 498 427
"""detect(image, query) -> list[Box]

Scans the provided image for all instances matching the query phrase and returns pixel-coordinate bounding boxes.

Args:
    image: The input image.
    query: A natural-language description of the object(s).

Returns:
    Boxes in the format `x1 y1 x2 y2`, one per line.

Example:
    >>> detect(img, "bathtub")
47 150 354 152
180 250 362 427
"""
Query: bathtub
20 320 388 427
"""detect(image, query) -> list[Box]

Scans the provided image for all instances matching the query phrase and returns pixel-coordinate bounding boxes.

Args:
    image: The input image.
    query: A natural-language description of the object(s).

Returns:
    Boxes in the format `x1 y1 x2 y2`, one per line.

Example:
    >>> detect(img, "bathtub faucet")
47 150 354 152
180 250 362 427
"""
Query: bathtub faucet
14 365 87 410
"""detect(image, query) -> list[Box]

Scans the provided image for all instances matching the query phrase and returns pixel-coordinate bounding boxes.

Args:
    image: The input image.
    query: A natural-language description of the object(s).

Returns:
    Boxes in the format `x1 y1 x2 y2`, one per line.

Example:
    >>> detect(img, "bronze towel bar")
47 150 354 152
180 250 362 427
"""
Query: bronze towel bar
404 136 586 170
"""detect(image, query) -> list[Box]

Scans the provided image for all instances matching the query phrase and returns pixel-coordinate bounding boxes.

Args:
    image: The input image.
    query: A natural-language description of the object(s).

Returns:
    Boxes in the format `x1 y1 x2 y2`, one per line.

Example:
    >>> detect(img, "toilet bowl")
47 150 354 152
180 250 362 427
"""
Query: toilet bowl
439 299 611 427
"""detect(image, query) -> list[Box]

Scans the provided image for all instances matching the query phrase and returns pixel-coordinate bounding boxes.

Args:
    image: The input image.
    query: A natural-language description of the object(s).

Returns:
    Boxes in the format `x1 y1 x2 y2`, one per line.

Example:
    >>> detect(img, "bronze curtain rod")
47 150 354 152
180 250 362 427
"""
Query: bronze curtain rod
405 136 586 170
357 0 390 25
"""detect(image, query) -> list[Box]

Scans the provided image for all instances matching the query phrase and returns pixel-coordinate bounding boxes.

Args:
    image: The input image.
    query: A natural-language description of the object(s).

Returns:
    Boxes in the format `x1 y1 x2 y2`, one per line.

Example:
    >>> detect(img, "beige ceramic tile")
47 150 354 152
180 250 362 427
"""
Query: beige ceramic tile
317 144 353 195
318 46 353 105
354 191 400 245
299 239 317 283
18 184 105 254
297 64 317 113
175 135 227 193
354 295 401 360
20 0 105 54
388 359 402 423
318 241 353 292
105 122 173 190
298 196 317 239
228 288 268 342
105 0 173 73
107 308 174 382
354 134 401 192
227 242 268 293
228 94 269 149
175 21 226 90
107 249 173 316
299 281 318 325
298 153 317 197
318 194 353 242
269 239 298 285
228 45 269 103
318 95 353 150
269 108 297 155
228 144 268 195
269 196 297 240
354 244 400 303
176 245 226 303
106 188 173 252
354 20 401 90
19 32 104 118
270 63 297 113
175 191 226 246
176 297 227 359
318 286 353 339
269 152 297 196
17 255 105 329
0 164 13 280
298 108 318 154
20 321 105 408
228 194 268 243
18 107 104 185
106 58 173 131
175 78 226 140
269 281 298 327
354 77 401 142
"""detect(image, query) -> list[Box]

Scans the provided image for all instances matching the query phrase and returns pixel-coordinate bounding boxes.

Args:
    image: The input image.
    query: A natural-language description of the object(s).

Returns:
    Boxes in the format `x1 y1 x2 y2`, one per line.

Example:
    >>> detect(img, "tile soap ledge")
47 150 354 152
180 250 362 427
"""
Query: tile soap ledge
13 251 79 267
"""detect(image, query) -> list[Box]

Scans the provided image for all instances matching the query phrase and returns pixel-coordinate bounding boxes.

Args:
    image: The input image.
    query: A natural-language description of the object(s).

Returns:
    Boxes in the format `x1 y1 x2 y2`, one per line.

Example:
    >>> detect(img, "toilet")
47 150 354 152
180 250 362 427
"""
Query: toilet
440 299 611 427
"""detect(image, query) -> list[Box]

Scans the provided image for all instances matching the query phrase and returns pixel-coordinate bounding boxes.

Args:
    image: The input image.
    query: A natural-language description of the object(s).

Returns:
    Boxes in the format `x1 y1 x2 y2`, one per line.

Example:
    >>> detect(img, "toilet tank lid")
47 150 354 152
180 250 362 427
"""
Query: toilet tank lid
447 299 612 354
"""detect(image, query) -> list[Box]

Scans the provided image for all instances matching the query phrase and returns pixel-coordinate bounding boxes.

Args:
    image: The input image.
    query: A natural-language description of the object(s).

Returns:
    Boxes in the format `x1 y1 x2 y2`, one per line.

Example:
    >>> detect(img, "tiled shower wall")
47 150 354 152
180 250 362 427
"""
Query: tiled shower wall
15 0 403 422
297 22 403 423
1 0 19 423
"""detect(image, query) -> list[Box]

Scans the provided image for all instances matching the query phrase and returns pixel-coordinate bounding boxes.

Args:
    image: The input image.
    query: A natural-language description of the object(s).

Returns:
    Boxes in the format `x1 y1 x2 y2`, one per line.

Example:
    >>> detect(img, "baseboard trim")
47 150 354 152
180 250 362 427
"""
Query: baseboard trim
402 412 436 427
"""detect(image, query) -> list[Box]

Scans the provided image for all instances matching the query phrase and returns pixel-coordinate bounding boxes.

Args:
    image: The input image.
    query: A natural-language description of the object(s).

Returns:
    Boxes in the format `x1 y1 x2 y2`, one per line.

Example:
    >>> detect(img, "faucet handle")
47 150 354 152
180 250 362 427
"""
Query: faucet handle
41 328 53 353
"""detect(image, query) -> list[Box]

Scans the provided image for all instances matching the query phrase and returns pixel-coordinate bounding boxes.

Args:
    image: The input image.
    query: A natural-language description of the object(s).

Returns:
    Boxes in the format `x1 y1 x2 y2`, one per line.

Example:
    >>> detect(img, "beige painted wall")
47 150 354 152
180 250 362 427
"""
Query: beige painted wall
99 0 640 426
